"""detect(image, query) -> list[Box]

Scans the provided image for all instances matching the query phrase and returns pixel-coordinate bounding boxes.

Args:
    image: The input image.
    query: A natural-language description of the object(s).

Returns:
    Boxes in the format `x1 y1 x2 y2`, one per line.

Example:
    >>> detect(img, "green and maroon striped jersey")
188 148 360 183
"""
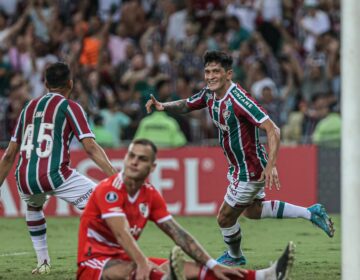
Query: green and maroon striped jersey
11 92 95 195
186 82 269 183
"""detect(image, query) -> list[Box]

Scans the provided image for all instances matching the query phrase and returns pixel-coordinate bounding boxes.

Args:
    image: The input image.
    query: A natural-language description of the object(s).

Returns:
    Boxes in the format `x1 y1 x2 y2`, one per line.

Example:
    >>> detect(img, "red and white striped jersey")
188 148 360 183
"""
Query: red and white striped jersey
11 92 95 195
186 82 269 183
77 173 172 264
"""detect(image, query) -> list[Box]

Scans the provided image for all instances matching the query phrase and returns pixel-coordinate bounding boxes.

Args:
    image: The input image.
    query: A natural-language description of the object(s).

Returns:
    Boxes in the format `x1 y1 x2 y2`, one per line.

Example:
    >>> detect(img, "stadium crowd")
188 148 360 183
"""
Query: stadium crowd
0 0 341 148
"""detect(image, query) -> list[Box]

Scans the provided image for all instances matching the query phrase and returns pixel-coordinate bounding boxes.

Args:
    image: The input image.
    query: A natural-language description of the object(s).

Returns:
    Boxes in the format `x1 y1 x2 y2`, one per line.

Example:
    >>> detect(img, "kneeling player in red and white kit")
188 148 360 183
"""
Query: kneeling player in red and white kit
77 139 295 280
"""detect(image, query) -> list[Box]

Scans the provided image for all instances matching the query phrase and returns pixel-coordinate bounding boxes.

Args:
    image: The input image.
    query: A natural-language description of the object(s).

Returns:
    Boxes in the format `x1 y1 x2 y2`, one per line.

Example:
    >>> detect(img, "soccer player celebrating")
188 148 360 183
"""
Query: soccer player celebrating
145 51 334 266
77 138 295 280
0 62 118 274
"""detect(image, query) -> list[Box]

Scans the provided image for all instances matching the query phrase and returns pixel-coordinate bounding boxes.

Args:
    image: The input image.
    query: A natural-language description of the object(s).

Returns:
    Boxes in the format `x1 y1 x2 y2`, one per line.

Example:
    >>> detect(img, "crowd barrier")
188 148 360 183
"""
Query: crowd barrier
0 146 318 216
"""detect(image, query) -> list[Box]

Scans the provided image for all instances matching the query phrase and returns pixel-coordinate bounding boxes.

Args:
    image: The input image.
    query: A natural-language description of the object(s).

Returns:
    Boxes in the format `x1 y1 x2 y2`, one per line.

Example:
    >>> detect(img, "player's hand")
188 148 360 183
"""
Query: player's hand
258 165 280 191
135 260 154 280
212 264 247 280
145 94 164 113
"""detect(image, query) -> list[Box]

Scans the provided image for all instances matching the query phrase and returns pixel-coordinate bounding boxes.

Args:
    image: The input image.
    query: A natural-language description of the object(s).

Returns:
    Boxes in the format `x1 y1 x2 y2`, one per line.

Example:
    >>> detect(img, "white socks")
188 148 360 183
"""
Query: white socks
261 200 311 220
26 210 50 266
220 223 243 258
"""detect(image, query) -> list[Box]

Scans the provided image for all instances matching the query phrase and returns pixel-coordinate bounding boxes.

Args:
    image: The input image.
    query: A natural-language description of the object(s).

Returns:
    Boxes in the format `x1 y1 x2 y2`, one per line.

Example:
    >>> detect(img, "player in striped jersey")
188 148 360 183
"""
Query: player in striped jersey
0 62 118 274
146 51 334 266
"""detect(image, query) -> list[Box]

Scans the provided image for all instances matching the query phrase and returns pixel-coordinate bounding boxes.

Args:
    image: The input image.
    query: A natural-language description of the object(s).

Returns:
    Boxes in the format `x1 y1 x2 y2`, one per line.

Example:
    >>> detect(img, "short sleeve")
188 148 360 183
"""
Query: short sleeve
149 188 172 223
186 88 208 110
66 101 95 140
231 88 269 127
93 182 125 219
11 108 25 144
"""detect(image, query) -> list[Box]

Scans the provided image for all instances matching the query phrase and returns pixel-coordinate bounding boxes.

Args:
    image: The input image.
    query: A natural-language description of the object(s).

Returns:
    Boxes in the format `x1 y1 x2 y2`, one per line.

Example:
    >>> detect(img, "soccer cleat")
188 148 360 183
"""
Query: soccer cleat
169 246 186 280
31 259 51 274
274 241 295 280
308 204 335 238
216 251 246 266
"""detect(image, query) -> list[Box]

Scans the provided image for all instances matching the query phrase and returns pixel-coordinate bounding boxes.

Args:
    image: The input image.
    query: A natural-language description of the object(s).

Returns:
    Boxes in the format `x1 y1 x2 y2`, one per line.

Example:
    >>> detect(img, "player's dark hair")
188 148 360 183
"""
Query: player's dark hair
131 139 158 158
45 62 71 89
203 51 233 70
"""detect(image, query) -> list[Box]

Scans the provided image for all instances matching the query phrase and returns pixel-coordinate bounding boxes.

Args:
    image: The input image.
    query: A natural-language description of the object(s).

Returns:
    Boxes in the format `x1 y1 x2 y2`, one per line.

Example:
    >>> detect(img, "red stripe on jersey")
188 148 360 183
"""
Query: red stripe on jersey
219 101 239 179
38 95 61 192
67 101 93 139
230 95 264 180
18 99 41 194
60 122 73 180
27 218 46 226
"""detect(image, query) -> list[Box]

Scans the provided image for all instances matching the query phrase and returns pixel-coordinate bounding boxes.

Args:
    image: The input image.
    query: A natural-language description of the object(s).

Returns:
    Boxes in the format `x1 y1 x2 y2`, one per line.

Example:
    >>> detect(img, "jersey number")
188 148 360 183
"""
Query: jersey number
20 123 54 159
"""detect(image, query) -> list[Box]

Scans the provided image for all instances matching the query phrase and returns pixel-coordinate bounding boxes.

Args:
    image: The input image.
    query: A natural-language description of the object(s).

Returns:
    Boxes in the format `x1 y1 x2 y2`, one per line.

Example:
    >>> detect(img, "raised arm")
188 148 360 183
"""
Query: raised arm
81 138 118 176
145 95 191 114
259 118 281 190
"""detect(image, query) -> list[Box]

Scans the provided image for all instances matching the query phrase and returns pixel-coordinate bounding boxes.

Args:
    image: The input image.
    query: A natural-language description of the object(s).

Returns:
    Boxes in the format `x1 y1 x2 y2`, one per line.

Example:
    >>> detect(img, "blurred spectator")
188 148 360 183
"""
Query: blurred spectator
92 114 115 148
282 95 306 145
312 102 341 147
0 1 342 147
260 86 283 127
134 111 187 148
107 22 132 67
248 59 278 100
226 15 251 51
300 0 331 53
0 48 11 97
301 53 330 103
225 0 257 33
99 94 131 148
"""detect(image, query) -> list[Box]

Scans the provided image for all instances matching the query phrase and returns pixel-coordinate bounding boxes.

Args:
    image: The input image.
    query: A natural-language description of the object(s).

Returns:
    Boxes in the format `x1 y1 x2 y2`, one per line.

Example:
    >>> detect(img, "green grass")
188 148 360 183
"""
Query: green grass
0 215 340 280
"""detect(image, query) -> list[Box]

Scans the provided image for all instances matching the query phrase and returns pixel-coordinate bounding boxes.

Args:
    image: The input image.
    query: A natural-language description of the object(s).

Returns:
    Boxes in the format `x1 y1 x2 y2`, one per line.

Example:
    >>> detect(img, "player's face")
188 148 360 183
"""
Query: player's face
123 144 156 181
204 62 232 94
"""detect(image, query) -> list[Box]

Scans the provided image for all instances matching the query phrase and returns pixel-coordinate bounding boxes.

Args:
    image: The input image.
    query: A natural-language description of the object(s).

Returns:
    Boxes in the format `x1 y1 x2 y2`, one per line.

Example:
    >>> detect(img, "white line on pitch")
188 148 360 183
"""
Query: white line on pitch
0 252 31 257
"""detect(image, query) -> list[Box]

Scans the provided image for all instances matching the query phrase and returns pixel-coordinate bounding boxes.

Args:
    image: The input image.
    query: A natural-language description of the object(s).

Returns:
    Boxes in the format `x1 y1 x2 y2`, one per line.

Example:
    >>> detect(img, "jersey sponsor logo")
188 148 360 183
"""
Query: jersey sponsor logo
232 89 254 109
139 203 149 218
105 192 118 203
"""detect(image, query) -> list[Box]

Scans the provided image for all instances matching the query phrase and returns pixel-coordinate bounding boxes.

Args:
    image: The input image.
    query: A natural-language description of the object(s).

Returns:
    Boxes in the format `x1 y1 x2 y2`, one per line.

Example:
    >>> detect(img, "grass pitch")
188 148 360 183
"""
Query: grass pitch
0 215 340 280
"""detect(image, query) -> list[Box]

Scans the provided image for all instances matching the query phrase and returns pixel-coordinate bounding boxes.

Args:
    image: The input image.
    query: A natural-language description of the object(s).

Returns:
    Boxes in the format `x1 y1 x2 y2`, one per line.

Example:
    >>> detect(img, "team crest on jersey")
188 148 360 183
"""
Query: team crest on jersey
206 93 213 99
222 109 231 120
105 192 118 203
225 99 232 107
139 203 149 218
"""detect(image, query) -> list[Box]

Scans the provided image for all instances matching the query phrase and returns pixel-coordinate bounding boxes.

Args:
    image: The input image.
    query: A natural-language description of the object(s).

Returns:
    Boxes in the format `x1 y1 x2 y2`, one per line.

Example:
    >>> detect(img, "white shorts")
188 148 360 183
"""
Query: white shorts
224 181 266 207
19 170 96 209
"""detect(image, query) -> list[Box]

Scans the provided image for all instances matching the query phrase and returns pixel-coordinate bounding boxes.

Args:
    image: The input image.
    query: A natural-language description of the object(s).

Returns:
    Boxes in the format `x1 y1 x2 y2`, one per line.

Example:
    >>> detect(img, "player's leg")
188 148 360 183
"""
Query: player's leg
246 199 334 237
170 243 295 280
100 259 136 280
216 181 265 266
216 199 247 265
20 192 51 274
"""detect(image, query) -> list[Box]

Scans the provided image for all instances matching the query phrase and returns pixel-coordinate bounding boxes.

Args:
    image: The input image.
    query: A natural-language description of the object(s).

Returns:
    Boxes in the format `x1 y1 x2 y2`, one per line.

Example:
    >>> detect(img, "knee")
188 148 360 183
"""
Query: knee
217 209 237 228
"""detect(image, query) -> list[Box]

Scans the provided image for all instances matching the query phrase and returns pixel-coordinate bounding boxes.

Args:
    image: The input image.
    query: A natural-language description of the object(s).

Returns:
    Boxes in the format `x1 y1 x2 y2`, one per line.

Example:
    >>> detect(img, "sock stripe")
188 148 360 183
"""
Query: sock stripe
27 218 46 226
224 229 241 239
277 201 285 218
30 229 47 237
